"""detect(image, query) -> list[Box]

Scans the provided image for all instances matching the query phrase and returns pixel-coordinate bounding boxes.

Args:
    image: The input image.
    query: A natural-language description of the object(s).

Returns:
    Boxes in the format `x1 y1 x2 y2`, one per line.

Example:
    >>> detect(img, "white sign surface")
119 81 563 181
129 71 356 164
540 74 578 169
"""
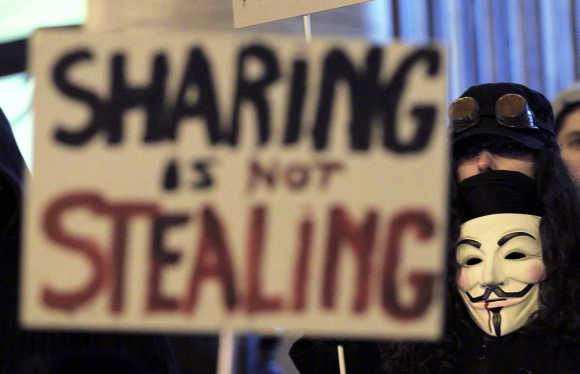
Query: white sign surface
24 29 448 339
86 0 232 32
233 0 370 28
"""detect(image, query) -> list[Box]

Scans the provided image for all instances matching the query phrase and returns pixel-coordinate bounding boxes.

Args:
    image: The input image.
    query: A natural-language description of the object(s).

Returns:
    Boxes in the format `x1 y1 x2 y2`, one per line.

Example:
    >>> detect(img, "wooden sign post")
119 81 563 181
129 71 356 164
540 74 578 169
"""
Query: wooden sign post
303 15 312 43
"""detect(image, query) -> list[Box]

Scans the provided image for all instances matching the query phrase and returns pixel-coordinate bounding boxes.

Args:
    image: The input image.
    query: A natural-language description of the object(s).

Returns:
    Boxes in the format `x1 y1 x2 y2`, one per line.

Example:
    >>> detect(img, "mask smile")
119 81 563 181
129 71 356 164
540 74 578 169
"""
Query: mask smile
466 283 534 303
456 214 545 336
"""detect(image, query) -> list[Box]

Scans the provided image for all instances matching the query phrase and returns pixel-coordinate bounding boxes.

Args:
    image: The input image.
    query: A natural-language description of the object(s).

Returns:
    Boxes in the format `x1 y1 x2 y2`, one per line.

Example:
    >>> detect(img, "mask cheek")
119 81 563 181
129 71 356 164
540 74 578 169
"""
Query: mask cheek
457 267 475 291
527 262 546 283
509 259 546 284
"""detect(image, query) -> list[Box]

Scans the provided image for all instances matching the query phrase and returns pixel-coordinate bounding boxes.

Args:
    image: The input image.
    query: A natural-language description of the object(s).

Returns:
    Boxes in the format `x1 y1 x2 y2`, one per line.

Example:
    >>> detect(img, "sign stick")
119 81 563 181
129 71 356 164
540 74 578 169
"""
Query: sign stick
303 14 312 43
337 344 347 374
217 329 235 374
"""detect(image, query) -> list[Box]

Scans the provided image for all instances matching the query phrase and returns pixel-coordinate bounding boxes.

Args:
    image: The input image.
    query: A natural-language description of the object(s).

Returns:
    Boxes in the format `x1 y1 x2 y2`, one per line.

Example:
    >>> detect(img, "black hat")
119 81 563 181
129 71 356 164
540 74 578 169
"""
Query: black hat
452 83 557 151
457 170 542 223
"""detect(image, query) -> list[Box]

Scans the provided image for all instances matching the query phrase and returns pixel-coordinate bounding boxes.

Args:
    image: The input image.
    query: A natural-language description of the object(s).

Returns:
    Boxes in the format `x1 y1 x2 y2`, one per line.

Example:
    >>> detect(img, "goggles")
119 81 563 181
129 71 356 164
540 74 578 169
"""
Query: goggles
449 93 540 135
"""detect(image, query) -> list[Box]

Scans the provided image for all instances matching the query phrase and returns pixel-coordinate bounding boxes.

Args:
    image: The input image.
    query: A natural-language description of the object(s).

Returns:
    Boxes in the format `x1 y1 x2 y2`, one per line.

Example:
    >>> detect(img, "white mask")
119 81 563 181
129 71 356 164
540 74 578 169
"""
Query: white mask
456 213 545 337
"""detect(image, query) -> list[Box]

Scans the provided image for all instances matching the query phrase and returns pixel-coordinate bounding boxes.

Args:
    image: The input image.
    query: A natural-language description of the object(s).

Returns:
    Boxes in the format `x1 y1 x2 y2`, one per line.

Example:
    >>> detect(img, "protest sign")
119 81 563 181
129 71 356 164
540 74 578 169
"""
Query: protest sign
233 0 370 28
23 29 448 339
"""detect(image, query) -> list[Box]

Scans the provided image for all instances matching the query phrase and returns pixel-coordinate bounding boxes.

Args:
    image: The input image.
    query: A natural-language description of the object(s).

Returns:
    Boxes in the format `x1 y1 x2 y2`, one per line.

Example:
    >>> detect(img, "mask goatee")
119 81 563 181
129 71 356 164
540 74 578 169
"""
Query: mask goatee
490 307 502 336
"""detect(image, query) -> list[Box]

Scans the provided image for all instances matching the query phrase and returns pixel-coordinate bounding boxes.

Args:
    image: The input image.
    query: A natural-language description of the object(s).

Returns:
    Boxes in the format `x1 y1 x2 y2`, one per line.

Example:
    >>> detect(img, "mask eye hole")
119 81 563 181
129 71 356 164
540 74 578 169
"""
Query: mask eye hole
464 257 483 266
505 252 527 260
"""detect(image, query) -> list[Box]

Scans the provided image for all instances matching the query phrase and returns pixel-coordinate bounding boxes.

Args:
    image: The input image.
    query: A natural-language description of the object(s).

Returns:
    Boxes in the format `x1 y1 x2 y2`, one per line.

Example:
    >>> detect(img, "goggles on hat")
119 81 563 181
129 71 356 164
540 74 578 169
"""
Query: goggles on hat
449 93 540 135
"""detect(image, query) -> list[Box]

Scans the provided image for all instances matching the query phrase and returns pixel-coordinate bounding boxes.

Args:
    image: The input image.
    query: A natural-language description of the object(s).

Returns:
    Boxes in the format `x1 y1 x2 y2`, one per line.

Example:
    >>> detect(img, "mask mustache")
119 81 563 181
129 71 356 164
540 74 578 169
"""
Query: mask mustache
466 283 534 303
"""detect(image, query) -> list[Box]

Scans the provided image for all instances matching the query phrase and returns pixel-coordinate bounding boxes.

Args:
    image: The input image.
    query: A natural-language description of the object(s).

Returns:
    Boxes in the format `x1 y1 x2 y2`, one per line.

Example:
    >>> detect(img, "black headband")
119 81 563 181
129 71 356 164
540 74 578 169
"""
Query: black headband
457 170 542 223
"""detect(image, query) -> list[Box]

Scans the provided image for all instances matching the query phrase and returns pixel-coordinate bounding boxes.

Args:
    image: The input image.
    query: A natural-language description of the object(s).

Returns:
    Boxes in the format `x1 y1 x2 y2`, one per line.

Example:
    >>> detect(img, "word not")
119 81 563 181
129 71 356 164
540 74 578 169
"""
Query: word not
247 159 345 193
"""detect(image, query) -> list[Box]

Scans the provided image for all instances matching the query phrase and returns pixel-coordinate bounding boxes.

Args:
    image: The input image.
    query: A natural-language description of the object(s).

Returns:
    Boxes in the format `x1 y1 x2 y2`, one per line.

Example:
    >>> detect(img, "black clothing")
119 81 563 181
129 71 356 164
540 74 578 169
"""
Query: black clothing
454 328 579 374
0 107 178 373
289 324 580 373
289 338 383 374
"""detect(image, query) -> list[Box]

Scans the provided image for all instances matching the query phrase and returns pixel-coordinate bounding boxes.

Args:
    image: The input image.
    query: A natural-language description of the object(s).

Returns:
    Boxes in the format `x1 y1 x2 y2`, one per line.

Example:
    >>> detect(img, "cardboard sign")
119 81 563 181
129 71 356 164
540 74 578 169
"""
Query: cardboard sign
24 29 448 339
86 0 233 32
233 0 370 28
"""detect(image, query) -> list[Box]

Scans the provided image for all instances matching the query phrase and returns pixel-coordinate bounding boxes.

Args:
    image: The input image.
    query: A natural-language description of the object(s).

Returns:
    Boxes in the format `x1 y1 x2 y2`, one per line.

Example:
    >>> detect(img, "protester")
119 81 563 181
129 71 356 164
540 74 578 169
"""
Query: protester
553 82 580 185
382 82 580 373
290 82 580 373
0 107 178 373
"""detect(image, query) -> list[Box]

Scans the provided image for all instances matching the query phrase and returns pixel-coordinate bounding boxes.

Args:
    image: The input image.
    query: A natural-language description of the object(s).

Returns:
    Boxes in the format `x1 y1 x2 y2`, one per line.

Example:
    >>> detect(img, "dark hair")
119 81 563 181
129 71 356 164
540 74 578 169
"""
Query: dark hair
530 147 580 336
379 146 580 372
555 102 580 134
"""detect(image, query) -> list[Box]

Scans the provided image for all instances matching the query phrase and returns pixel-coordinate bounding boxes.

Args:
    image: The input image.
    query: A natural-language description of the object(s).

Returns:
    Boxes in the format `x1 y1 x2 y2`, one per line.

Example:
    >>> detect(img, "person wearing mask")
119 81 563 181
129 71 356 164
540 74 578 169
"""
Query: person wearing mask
290 83 580 373
383 83 580 373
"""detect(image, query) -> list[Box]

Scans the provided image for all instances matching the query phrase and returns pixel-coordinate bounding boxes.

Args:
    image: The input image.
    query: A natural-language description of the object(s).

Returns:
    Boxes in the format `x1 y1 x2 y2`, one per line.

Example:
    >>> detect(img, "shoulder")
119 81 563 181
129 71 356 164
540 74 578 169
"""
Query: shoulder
556 335 580 372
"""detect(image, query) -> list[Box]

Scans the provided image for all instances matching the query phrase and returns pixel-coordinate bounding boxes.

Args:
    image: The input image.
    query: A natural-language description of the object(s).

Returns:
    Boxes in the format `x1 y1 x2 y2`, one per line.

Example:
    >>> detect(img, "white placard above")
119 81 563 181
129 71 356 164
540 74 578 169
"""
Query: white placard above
233 0 370 28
